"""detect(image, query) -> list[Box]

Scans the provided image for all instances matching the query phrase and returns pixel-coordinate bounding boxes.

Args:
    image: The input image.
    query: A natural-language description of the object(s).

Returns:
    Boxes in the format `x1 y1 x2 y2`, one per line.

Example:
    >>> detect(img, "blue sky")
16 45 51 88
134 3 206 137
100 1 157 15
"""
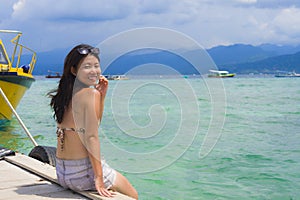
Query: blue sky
1 0 300 52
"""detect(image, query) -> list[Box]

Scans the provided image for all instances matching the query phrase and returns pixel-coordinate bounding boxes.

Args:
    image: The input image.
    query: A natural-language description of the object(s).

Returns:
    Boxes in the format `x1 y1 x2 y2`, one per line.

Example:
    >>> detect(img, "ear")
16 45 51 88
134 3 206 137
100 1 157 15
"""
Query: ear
71 66 77 76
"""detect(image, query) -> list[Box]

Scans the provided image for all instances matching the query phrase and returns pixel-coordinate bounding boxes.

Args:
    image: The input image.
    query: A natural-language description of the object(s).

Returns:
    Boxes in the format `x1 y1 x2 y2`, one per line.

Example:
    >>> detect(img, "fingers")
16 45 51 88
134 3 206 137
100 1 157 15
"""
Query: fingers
95 76 108 92
99 75 108 84
97 76 108 87
98 188 115 197
94 177 115 198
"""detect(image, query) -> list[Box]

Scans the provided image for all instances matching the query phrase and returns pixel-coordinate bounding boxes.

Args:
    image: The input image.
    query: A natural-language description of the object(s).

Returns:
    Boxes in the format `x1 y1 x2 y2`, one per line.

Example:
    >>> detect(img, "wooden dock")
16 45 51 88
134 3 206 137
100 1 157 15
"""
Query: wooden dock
0 153 134 200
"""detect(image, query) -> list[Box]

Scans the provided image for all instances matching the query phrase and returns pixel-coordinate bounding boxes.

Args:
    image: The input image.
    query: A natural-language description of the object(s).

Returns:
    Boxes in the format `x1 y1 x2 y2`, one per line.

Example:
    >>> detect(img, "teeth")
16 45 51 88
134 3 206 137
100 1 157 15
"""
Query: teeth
88 76 98 80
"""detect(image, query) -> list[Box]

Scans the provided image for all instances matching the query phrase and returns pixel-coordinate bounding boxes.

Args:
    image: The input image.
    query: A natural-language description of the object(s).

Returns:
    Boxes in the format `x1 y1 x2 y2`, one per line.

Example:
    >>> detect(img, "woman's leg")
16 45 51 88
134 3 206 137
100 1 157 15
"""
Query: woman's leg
110 171 138 200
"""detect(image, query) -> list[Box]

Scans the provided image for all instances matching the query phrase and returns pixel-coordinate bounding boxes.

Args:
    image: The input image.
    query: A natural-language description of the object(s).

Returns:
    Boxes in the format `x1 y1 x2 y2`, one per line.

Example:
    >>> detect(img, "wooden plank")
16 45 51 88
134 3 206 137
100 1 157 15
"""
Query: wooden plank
4 154 134 200
0 161 41 188
0 184 85 200
0 160 88 200
5 154 57 183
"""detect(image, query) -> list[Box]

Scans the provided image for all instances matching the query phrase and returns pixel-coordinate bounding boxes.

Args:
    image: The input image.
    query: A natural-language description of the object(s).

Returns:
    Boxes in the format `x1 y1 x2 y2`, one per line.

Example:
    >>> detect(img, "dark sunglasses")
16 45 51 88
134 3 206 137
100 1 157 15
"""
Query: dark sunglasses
77 47 100 55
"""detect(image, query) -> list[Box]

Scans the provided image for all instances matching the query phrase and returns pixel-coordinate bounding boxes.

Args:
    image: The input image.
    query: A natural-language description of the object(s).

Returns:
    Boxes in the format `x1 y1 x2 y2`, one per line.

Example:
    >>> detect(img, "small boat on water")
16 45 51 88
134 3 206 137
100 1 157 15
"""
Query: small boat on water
0 30 36 121
45 70 62 78
104 74 129 80
208 70 235 78
275 71 300 78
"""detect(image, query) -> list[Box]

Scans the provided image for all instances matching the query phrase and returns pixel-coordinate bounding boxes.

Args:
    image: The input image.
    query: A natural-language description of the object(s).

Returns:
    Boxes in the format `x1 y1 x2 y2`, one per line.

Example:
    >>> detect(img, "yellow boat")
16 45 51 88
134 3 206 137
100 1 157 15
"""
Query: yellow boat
0 30 36 121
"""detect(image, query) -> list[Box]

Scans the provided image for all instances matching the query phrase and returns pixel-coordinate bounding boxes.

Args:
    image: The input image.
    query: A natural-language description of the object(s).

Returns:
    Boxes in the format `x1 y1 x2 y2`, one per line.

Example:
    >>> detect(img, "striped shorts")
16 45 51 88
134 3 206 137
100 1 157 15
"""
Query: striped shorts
56 157 116 191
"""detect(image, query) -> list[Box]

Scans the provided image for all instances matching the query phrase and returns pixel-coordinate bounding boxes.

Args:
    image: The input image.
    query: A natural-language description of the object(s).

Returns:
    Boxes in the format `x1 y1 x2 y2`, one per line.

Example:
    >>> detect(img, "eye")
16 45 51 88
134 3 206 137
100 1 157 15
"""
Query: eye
83 65 92 69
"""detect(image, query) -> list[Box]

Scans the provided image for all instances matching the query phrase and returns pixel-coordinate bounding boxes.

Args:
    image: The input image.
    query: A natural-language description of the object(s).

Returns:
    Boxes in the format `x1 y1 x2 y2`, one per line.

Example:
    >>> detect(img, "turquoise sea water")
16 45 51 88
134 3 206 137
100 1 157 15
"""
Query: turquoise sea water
1 76 300 200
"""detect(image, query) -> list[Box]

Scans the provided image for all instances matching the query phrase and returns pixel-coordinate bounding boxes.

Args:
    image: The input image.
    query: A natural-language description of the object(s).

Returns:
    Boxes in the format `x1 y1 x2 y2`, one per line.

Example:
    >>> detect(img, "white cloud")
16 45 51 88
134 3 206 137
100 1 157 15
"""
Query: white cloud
138 0 172 14
254 0 300 8
12 0 25 13
236 0 257 3
1 0 300 51
271 7 300 41
11 0 135 21
0 0 18 22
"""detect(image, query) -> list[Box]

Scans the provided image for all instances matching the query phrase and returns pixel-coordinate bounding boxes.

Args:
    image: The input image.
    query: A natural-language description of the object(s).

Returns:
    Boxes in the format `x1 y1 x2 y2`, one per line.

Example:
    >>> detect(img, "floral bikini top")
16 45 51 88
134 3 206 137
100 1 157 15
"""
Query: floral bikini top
56 127 85 151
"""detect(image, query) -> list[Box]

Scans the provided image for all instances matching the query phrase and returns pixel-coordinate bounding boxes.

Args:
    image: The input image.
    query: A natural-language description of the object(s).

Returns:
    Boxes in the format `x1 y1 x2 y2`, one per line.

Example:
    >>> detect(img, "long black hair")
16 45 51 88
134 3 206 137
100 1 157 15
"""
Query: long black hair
48 44 100 123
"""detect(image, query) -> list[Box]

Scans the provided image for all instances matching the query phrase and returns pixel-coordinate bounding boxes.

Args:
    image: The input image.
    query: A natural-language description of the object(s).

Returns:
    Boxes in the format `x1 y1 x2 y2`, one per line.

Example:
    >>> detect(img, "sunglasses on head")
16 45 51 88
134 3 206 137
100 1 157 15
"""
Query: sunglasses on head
77 47 100 55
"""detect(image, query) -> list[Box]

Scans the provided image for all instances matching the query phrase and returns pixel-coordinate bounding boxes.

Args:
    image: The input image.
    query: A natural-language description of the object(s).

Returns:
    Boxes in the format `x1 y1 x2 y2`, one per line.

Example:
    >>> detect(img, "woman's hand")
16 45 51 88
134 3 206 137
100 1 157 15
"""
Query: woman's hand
94 176 115 197
95 75 108 97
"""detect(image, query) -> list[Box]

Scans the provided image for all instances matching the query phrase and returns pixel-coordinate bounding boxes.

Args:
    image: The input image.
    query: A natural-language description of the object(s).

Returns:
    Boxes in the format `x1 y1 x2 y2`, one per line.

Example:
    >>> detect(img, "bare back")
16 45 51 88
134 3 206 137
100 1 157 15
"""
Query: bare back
56 87 101 160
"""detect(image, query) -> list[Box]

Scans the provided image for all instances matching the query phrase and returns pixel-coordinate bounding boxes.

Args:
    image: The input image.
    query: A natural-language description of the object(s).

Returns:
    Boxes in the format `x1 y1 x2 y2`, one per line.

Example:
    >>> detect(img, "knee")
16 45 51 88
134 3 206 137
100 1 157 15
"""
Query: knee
112 172 138 199
126 175 138 199
131 189 138 200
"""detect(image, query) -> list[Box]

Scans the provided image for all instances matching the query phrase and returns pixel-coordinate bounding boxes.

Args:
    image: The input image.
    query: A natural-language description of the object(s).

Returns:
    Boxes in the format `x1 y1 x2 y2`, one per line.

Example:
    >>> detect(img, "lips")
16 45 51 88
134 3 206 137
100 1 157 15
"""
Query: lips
88 75 99 82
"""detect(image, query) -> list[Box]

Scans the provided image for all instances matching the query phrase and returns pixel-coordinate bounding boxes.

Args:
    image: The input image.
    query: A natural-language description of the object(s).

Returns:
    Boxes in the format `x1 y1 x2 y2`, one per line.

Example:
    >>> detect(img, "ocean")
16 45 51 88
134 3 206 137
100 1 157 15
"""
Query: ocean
1 76 300 200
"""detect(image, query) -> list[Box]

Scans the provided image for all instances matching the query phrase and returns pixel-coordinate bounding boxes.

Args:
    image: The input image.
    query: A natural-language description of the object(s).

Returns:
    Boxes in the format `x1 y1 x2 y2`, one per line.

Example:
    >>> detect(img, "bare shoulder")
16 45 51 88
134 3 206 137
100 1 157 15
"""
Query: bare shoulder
80 88 99 95
75 88 100 103
77 87 100 97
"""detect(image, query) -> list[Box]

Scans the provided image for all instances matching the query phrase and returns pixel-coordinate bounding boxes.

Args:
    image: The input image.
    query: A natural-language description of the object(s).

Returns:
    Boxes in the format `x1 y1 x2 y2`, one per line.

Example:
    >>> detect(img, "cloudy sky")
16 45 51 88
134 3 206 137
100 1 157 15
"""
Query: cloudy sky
1 0 300 52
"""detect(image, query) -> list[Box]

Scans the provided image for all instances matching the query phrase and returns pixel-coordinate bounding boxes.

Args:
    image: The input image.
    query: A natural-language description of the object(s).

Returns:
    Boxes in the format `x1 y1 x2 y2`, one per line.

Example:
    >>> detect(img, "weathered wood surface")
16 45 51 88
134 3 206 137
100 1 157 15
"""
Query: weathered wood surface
0 158 88 200
1 154 134 200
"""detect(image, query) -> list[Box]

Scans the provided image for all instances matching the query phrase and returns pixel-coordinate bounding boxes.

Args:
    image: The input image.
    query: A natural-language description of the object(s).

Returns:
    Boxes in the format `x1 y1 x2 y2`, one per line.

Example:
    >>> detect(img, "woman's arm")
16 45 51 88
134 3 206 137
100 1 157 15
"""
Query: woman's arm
95 76 108 124
83 88 113 197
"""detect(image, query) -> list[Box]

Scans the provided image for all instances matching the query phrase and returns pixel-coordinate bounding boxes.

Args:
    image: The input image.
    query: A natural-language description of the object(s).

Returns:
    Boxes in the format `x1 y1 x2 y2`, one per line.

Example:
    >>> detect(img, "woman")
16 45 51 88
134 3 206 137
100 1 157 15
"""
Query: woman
48 44 138 199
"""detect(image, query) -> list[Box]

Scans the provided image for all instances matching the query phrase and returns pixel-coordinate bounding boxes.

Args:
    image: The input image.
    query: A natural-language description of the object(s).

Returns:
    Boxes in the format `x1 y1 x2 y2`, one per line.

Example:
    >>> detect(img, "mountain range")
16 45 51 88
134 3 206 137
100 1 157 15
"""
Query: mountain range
32 43 300 75
208 44 300 74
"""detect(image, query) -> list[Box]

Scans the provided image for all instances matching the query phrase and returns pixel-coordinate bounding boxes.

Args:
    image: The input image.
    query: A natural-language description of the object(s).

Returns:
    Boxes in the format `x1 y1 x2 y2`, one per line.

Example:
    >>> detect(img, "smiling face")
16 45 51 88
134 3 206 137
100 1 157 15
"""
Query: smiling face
73 54 101 86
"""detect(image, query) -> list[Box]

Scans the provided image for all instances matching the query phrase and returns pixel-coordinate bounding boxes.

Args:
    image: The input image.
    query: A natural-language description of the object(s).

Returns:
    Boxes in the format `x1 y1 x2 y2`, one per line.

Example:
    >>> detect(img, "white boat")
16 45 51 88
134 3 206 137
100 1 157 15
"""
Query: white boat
104 75 129 80
208 70 235 78
275 71 300 78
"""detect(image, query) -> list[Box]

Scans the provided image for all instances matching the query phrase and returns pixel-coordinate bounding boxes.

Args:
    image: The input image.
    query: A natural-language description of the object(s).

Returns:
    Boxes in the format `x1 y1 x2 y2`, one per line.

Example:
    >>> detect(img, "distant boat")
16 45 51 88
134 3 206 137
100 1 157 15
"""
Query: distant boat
45 70 62 78
208 70 235 78
0 30 36 121
275 71 300 78
104 75 129 80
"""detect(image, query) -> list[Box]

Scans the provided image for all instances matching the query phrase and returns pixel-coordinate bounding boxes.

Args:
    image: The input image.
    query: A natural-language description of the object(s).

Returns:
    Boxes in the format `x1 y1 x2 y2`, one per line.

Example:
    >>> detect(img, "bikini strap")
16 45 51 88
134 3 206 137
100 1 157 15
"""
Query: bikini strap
56 127 86 151
59 127 85 134
56 127 65 151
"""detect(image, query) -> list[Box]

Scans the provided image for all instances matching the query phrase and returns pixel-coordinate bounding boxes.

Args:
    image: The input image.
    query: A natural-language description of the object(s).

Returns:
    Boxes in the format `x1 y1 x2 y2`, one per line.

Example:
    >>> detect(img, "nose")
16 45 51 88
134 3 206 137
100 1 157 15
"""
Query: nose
92 66 101 76
90 66 98 73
